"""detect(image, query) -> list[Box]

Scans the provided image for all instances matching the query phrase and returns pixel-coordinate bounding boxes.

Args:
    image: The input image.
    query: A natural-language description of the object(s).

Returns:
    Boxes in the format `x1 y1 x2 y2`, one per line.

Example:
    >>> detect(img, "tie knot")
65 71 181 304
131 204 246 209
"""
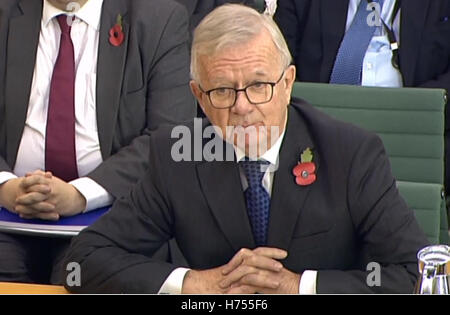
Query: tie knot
240 159 270 187
56 15 72 35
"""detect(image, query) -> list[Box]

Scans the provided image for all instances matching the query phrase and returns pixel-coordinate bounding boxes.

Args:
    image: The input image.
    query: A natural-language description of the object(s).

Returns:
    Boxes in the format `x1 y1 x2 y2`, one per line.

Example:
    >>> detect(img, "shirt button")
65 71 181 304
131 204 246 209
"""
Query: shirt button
367 62 373 70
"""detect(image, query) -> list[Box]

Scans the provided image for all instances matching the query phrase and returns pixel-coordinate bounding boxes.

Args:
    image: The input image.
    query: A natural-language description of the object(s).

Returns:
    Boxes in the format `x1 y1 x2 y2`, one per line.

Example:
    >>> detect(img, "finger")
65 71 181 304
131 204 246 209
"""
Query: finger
242 255 283 272
20 175 51 189
253 247 288 260
19 212 60 221
15 202 56 214
219 264 259 289
238 273 280 290
16 192 50 205
222 248 254 275
25 170 45 176
222 247 287 276
24 183 51 195
25 170 52 178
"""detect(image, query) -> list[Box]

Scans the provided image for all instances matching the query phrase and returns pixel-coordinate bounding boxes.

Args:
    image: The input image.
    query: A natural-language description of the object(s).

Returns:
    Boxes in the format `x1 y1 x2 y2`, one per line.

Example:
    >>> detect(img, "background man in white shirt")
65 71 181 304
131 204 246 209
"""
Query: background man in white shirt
0 0 195 283
274 0 450 193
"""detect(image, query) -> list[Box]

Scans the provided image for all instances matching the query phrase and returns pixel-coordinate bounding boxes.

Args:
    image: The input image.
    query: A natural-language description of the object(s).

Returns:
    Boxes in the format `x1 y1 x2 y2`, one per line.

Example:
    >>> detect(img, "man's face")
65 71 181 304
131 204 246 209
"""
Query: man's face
191 30 296 156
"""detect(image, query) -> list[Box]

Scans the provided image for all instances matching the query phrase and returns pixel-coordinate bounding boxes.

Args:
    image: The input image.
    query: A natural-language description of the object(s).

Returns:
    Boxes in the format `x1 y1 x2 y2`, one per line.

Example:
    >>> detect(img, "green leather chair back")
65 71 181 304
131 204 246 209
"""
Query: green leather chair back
397 181 442 244
292 83 447 184
292 82 448 244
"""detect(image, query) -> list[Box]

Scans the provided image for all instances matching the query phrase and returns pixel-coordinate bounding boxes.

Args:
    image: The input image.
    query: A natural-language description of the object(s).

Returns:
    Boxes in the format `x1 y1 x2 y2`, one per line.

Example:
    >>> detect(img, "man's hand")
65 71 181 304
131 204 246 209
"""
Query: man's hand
223 265 301 294
0 172 58 220
220 247 301 294
12 171 87 220
181 247 300 294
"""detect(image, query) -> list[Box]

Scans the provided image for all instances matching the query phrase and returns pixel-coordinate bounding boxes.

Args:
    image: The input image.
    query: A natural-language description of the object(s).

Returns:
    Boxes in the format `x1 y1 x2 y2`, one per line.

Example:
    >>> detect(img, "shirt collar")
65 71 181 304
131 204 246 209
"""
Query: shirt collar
234 129 286 166
43 0 104 31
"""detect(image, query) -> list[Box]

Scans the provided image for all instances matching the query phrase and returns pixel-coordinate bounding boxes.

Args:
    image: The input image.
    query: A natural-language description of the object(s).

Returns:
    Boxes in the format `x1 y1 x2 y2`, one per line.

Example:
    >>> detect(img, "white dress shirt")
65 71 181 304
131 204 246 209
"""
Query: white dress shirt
159 117 317 294
347 0 403 87
0 0 113 212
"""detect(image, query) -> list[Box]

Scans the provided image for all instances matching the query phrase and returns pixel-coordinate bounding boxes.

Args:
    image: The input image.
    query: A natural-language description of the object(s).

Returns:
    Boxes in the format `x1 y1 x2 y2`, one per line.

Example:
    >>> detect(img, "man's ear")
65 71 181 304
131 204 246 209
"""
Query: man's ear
283 65 296 104
284 65 296 91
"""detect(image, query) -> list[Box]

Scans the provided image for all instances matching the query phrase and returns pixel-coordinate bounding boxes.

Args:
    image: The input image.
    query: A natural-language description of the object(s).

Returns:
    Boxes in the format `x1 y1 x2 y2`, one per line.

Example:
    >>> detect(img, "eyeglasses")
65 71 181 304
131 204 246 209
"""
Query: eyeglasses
199 71 285 109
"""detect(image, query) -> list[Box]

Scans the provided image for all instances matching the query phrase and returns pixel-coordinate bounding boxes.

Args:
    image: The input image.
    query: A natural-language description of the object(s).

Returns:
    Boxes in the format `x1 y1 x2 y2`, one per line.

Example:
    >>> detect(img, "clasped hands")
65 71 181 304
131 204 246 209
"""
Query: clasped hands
182 247 301 294
0 170 86 220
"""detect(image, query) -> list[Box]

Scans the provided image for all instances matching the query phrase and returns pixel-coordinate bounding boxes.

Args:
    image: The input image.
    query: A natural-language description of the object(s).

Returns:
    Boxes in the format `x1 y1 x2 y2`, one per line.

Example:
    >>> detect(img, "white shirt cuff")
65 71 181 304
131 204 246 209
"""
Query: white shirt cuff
158 267 190 294
0 172 18 186
299 270 317 294
69 177 113 212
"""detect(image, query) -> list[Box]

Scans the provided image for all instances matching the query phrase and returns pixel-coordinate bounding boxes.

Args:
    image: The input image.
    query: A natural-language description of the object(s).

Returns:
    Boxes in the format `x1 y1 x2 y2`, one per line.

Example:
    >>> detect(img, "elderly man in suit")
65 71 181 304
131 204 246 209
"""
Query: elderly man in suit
64 4 428 294
0 0 195 284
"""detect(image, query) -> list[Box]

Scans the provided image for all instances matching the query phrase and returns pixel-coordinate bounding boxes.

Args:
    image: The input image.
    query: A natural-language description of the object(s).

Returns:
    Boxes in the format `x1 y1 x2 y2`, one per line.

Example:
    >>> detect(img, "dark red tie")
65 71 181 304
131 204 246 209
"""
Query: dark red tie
45 15 78 182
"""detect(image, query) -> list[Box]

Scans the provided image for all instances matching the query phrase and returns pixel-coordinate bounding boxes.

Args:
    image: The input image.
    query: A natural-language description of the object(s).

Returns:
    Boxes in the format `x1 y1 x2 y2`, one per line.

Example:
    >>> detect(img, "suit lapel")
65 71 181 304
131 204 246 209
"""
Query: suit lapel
399 0 430 86
267 105 319 250
320 0 349 82
96 0 129 159
196 105 320 252
4 0 42 167
196 138 255 251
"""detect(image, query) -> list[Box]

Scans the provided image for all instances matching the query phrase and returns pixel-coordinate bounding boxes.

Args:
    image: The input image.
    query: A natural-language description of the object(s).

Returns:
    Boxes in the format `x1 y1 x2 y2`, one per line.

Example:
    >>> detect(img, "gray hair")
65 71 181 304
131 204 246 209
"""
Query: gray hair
190 4 292 82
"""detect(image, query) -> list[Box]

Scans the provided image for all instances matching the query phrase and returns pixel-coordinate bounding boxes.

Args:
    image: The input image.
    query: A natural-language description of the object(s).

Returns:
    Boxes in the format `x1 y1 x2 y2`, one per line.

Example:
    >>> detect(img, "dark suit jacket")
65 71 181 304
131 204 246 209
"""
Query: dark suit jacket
175 0 256 34
64 99 429 294
0 0 196 199
274 0 450 91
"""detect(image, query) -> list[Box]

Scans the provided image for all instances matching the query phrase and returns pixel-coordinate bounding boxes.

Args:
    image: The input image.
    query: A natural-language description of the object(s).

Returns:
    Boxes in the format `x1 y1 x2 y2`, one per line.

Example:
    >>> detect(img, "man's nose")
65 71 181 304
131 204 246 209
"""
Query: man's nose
231 90 254 115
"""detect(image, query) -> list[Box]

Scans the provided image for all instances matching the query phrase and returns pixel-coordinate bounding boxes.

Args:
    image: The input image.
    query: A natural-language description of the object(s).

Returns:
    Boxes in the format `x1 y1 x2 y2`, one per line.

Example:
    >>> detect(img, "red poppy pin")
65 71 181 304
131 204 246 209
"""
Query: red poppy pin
109 14 124 47
292 148 316 186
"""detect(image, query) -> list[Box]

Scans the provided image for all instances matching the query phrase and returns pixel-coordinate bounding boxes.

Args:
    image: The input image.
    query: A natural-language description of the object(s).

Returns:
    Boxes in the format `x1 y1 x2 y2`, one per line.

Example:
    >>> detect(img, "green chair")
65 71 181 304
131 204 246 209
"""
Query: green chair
292 82 448 244
397 181 443 244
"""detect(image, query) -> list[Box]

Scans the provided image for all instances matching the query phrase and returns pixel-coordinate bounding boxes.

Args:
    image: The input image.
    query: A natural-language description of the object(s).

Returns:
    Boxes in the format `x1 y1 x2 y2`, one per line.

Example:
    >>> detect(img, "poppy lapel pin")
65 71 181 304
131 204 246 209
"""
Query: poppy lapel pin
109 14 125 47
292 147 316 186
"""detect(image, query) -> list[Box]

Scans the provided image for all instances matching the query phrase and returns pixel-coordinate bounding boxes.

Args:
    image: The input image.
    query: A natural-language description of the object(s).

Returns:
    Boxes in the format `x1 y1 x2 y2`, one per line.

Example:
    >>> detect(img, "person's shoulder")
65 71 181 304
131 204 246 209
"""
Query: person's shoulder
127 0 186 17
149 117 213 165
122 0 188 32
150 118 209 145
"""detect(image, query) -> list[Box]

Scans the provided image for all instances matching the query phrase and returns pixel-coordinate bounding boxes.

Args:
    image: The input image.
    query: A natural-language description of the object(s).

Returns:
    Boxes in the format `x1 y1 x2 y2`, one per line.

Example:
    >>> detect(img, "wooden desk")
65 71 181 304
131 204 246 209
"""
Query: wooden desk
0 282 69 294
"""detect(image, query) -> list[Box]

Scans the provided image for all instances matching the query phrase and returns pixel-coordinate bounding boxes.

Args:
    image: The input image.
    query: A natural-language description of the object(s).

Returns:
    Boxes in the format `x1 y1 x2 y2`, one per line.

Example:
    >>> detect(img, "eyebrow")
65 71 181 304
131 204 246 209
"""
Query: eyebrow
207 70 272 88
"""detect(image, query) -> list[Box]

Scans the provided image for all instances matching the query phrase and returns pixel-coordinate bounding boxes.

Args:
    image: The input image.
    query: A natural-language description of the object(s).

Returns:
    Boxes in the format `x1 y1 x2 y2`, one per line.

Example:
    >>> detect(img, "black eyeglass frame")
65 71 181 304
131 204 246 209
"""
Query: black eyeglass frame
198 71 286 109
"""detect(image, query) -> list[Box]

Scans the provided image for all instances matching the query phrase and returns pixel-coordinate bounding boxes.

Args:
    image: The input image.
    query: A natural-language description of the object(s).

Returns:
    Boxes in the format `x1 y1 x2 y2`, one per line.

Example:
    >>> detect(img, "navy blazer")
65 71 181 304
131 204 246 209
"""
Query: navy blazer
64 99 429 293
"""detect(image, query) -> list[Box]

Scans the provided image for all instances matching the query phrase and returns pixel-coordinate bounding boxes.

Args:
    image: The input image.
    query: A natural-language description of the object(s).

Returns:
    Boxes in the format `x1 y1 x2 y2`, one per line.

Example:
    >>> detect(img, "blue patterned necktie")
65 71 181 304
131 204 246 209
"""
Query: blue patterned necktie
330 0 384 85
240 159 271 246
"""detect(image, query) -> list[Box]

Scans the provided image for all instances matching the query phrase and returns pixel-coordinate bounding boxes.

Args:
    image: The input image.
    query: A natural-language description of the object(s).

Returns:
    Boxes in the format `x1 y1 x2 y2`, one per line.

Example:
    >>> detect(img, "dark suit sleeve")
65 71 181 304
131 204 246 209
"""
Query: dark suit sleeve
0 4 10 173
414 2 450 95
417 69 450 95
274 0 310 64
316 134 429 293
64 134 178 294
87 3 195 199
